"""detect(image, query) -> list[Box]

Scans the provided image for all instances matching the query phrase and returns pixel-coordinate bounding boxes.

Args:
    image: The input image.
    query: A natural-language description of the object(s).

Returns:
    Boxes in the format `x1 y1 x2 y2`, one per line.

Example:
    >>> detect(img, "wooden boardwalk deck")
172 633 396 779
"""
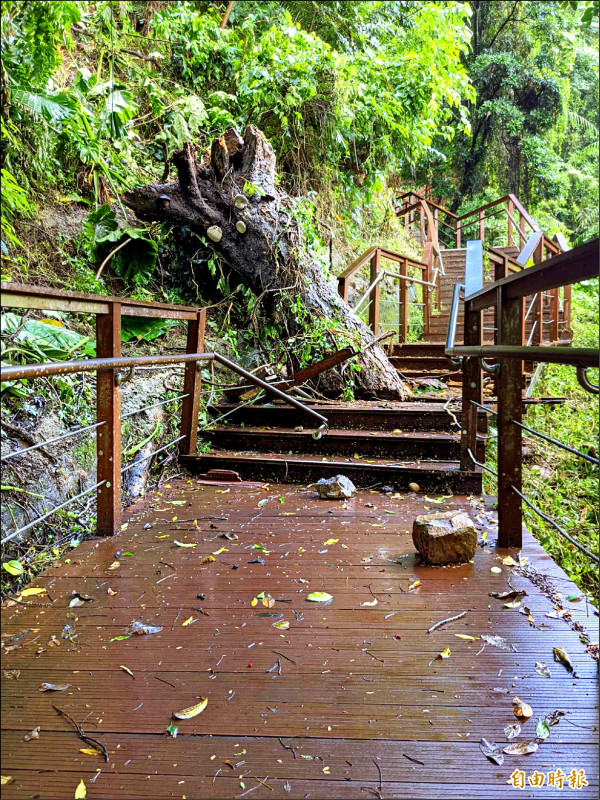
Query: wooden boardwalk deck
1 479 598 799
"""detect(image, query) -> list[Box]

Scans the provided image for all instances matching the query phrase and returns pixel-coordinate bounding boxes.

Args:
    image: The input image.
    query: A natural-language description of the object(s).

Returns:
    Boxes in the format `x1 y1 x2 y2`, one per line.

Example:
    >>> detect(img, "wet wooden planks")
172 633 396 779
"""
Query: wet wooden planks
2 480 598 799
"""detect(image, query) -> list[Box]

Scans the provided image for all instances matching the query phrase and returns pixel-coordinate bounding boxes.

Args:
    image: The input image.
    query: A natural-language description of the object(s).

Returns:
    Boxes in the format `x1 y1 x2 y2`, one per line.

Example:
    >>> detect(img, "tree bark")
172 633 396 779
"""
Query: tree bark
124 125 407 399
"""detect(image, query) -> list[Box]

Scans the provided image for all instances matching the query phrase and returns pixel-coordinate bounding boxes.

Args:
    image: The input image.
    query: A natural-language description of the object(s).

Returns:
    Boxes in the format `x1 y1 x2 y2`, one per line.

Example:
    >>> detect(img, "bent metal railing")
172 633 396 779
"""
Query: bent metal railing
445 238 599 556
0 283 328 542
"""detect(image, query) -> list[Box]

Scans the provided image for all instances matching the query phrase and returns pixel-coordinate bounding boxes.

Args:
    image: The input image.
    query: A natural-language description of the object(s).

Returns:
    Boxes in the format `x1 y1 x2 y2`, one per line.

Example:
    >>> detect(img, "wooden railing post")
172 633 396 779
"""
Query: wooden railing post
478 210 485 242
96 302 122 536
497 287 523 548
179 308 206 456
549 288 560 342
563 283 572 336
338 277 349 302
422 242 433 339
456 220 462 249
368 249 381 335
459 303 482 471
398 257 408 343
507 198 514 247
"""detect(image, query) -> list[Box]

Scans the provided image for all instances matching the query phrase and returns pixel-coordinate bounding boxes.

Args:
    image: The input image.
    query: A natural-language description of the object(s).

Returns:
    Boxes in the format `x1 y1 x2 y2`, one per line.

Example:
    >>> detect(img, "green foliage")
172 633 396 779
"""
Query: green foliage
121 316 178 343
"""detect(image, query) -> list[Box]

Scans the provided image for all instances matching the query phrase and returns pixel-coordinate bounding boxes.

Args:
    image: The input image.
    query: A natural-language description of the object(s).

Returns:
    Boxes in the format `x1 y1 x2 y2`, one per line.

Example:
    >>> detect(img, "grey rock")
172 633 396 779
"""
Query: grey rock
309 474 356 499
412 510 477 565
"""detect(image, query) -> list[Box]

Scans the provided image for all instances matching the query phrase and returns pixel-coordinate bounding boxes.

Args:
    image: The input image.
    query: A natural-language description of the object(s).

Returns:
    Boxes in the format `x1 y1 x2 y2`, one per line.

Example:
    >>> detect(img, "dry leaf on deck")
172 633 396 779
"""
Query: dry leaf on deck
39 683 70 692
553 647 578 676
512 696 533 719
480 737 504 765
408 580 422 591
480 634 517 652
503 740 538 755
173 698 208 719
534 661 551 678
200 555 216 565
273 620 290 630
24 726 41 741
20 587 47 597
504 722 521 739
120 666 134 678
75 778 87 799
306 592 333 603
360 599 378 607
174 540 197 548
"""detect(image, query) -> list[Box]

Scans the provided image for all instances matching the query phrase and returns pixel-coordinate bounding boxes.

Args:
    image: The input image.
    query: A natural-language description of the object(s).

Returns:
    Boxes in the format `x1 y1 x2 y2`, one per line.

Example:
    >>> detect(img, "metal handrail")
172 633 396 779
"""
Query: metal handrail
445 283 464 367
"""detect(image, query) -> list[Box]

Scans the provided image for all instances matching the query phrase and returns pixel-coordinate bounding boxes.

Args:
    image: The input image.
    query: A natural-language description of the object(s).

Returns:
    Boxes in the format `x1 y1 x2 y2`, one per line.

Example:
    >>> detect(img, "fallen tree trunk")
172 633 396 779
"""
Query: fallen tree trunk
124 125 407 399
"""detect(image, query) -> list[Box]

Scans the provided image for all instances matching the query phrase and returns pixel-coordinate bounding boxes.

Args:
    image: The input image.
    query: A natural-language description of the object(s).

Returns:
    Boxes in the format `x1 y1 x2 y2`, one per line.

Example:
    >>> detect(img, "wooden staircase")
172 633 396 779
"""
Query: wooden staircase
180 401 486 493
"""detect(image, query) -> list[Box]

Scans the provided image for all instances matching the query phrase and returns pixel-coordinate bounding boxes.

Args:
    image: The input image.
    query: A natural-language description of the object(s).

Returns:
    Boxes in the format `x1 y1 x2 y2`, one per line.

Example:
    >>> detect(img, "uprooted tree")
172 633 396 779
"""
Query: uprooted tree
124 125 407 399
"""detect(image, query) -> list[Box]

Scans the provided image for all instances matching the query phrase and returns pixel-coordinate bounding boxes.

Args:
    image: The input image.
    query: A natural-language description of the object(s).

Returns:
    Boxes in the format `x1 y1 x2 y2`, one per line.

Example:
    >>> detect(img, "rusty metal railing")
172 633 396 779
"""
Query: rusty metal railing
1 284 327 541
445 238 599 550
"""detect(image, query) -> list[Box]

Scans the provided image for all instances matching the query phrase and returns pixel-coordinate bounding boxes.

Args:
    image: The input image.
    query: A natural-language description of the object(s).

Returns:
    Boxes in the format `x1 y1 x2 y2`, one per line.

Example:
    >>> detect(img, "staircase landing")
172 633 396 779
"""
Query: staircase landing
1 480 597 799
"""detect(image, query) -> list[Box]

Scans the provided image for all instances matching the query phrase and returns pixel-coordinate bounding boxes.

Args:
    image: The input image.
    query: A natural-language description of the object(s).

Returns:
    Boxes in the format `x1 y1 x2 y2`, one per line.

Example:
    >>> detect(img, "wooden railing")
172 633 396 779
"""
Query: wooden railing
396 190 562 258
0 284 327 539
445 238 599 552
337 247 436 343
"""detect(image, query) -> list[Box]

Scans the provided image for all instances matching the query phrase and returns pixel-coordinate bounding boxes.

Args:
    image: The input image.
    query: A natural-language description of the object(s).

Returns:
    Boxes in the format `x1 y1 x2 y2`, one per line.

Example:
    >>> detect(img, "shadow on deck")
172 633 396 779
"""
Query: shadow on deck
1 480 598 799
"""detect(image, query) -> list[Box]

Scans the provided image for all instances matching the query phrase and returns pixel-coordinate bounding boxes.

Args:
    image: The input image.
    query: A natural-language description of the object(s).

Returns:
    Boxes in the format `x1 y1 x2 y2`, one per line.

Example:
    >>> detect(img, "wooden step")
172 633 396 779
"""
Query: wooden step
203 426 484 461
209 402 488 432
390 356 454 371
181 451 483 493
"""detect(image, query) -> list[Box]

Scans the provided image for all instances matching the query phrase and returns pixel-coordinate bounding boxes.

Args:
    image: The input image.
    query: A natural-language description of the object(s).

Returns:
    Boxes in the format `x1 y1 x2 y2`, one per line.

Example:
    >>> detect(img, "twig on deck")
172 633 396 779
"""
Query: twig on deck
365 649 384 663
427 611 467 634
53 706 109 762
402 753 425 766
273 650 296 664
278 738 297 759
373 758 383 792
154 676 176 688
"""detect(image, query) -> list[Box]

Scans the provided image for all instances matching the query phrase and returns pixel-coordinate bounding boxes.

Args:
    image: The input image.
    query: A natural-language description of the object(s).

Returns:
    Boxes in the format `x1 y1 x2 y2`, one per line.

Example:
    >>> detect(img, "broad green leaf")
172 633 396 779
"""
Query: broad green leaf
2 560 24 576
306 591 333 603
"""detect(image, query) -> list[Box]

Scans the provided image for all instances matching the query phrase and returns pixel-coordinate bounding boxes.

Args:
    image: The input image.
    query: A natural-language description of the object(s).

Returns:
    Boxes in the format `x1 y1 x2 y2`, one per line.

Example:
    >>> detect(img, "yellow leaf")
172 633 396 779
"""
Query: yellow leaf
273 620 290 630
306 591 333 603
323 538 339 546
79 748 100 756
75 778 87 799
502 556 518 566
490 567 502 574
212 547 228 555
20 587 47 597
156 534 170 539
200 555 215 565
360 598 378 607
1 777 14 785
108 560 120 570
262 594 275 608
120 665 134 678
408 580 422 591
437 646 451 659
454 634 478 641
173 698 208 719
503 600 521 609
121 523 129 531
251 597 258 606
40 318 63 327
182 616 196 627
174 540 197 548
512 696 533 719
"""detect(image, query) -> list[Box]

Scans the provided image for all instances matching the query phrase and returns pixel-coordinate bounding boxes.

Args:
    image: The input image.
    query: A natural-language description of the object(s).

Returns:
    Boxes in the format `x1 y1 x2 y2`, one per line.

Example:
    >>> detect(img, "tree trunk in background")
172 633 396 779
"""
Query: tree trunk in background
124 125 407 399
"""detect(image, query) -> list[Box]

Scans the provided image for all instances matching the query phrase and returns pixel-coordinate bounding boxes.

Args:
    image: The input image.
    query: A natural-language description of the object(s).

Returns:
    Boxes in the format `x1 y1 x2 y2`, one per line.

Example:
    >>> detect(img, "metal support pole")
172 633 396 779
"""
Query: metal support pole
96 302 122 535
460 304 482 470
497 287 523 548
179 308 206 456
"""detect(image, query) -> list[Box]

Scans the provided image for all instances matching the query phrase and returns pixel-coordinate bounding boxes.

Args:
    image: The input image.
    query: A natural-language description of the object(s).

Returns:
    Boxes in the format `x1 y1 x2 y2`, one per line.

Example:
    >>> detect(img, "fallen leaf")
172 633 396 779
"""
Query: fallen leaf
553 647 578 676
502 556 518 566
535 718 551 740
173 698 208 719
437 646 451 660
503 600 522 609
108 560 120 570
20 587 47 597
212 547 228 555
120 666 134 678
182 617 196 627
2 560 24 576
107 588 117 596
39 682 70 692
306 591 333 603
1 776 14 785
504 722 521 740
566 593 581 602
165 723 178 738
503 740 538 755
408 580 422 591
361 599 378 607
174 540 197 548
490 567 502 574
200 555 216 565
489 590 527 601
513 696 533 720
126 621 163 636
480 634 517 652
257 498 269 508
480 737 504 765
323 538 339 546
534 661 551 678
272 620 290 630
24 726 41 741
75 778 87 799
79 748 100 756
454 634 478 641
